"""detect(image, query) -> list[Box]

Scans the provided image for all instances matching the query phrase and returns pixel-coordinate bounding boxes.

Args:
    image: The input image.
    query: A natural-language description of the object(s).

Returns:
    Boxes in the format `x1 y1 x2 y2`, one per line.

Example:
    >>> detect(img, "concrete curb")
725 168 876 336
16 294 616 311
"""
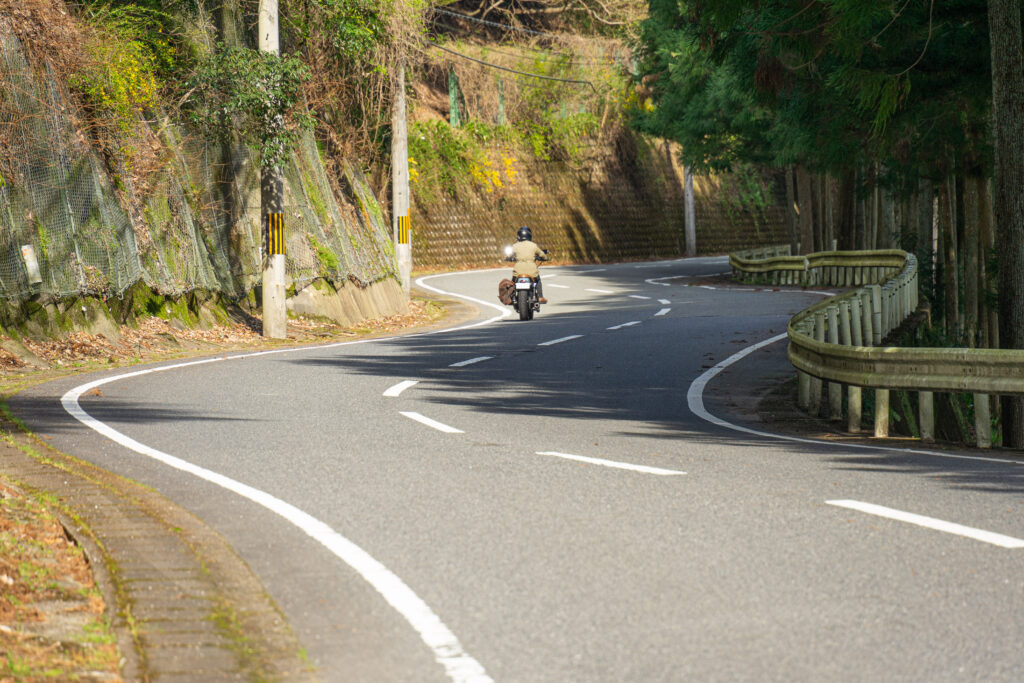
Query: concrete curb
0 423 317 681
0 292 481 681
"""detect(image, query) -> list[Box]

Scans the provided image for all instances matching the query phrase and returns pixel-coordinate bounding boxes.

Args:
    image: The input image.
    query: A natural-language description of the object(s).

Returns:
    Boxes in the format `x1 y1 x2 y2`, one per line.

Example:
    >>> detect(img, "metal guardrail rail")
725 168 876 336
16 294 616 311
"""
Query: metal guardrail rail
731 245 1024 449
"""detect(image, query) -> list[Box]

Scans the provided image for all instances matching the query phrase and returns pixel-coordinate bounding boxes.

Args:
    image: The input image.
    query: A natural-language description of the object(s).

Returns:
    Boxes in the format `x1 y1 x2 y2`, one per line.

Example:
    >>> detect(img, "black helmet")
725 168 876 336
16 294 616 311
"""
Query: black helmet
517 226 532 242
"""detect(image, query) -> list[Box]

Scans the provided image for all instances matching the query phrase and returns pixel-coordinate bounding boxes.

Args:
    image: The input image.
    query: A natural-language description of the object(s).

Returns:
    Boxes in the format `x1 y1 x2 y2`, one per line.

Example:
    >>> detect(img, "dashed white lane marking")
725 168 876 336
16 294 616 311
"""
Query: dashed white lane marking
576 268 607 273
539 335 583 346
449 356 493 368
607 321 641 330
654 308 671 317
646 276 684 286
547 283 570 289
629 295 652 300
400 412 465 434
827 500 1024 549
384 380 419 397
62 379 489 682
658 299 671 305
536 451 686 476
585 288 615 294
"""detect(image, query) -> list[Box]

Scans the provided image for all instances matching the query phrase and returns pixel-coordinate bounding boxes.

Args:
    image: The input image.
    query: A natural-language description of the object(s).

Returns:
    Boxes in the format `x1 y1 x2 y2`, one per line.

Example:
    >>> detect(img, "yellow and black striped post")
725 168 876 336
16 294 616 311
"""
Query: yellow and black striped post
267 212 285 256
398 214 410 245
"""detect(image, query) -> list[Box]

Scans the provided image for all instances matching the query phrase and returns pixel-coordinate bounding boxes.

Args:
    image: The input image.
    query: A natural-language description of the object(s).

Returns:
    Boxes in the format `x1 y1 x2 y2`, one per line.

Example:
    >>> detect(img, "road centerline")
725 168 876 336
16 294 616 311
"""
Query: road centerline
400 412 465 434
449 356 493 368
827 500 1024 548
538 335 583 346
384 380 419 397
536 451 686 476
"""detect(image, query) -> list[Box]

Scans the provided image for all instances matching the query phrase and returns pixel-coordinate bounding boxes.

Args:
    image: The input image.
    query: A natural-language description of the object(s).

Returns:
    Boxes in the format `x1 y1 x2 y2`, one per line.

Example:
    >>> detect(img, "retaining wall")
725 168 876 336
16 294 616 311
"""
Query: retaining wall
411 133 790 269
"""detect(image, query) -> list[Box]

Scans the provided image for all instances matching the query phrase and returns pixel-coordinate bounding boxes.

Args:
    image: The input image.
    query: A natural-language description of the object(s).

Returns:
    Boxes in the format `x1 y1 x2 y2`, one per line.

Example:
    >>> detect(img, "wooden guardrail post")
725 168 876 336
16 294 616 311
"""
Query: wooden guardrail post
860 291 873 346
975 394 991 449
826 305 842 420
919 391 934 442
810 310 825 414
850 297 864 346
870 285 883 344
836 300 860 432
874 389 890 437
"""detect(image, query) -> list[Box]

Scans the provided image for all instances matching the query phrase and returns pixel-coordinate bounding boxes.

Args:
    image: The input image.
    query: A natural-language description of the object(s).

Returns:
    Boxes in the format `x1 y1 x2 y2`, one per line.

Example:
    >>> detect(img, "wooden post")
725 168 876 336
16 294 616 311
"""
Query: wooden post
975 393 992 448
919 391 934 442
827 305 842 421
874 389 890 437
810 311 825 415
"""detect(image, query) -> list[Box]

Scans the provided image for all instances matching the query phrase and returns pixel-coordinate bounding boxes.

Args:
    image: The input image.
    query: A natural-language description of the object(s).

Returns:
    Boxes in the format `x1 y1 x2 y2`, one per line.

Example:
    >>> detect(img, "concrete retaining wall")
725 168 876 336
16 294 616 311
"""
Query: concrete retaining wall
411 135 789 269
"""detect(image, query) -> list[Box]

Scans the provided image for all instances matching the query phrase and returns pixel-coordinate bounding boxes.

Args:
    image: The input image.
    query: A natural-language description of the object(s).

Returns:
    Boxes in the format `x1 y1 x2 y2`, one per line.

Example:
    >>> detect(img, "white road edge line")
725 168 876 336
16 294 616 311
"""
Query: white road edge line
384 380 419 397
654 308 671 317
686 333 1024 467
827 500 1024 549
607 321 641 331
536 451 685 476
400 412 464 434
62 380 488 682
585 288 615 294
629 295 651 300
538 335 583 346
449 356 493 368
57 271 514 683
547 283 570 289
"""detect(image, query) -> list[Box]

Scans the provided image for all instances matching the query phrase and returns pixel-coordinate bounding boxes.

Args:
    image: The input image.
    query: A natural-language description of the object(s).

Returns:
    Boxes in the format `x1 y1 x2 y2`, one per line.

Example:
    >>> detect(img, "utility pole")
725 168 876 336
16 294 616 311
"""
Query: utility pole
684 165 696 257
391 59 411 296
259 0 287 338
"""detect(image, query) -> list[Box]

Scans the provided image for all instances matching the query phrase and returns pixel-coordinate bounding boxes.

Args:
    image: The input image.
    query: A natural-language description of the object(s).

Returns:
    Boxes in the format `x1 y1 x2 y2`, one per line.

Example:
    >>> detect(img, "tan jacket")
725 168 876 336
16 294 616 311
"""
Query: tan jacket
511 240 548 278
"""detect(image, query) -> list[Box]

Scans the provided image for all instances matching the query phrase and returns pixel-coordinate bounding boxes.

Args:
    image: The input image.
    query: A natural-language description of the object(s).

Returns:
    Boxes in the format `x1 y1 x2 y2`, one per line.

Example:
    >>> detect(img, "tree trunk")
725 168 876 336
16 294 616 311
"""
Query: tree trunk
785 166 799 253
963 176 981 347
881 186 897 248
838 169 856 250
989 0 1024 448
979 178 998 348
814 174 826 252
825 176 836 249
938 178 959 338
917 179 934 303
869 184 879 249
796 166 814 254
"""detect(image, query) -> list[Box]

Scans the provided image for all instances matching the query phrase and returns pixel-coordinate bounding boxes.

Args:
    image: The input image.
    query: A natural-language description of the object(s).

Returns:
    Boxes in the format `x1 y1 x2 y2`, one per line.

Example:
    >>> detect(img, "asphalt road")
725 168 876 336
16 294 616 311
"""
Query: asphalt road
13 257 1024 682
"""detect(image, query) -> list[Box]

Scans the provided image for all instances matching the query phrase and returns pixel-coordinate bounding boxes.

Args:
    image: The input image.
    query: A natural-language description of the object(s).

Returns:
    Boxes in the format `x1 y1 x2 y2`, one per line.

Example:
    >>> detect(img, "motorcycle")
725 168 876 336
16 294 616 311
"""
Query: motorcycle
500 245 546 321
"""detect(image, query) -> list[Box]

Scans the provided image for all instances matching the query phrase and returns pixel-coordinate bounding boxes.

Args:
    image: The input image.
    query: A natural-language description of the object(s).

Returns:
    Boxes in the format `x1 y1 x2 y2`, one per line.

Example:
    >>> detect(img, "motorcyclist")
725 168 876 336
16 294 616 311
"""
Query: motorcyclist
509 226 549 304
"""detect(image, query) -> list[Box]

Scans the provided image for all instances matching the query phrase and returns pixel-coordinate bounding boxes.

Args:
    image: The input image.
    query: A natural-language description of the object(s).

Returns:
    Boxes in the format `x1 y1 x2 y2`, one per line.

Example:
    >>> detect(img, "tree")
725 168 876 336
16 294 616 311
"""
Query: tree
987 0 1024 447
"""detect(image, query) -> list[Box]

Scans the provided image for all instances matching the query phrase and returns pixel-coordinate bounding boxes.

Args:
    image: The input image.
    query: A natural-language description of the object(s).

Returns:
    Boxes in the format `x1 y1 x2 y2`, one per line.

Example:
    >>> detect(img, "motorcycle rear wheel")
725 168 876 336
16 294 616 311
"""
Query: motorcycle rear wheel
518 291 531 320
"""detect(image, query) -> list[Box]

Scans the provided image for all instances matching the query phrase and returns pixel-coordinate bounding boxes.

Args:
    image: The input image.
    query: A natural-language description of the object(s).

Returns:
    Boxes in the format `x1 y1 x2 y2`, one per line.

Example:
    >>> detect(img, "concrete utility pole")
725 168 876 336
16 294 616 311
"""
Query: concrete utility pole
259 0 287 338
684 165 696 257
391 59 411 296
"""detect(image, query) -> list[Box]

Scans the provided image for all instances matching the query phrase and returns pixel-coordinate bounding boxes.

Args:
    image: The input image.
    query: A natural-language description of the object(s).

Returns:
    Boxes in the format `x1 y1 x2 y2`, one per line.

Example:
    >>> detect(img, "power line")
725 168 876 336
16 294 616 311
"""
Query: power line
428 16 626 67
422 39 598 92
430 7 568 40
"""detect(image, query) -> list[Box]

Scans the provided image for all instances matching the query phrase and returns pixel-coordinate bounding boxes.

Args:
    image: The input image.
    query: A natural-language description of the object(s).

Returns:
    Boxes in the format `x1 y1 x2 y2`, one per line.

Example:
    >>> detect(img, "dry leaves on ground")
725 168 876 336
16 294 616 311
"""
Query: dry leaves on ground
0 481 120 681
1 299 444 371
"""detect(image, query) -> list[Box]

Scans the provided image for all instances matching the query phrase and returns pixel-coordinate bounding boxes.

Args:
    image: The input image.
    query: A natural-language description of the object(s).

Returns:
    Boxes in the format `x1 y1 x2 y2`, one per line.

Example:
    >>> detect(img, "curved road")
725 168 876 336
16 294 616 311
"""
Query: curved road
13 257 1024 682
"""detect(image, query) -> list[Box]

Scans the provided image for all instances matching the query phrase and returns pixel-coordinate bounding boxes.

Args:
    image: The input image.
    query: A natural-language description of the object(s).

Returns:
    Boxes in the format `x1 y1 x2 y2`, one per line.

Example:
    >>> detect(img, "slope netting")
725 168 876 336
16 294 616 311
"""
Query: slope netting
0 30 396 302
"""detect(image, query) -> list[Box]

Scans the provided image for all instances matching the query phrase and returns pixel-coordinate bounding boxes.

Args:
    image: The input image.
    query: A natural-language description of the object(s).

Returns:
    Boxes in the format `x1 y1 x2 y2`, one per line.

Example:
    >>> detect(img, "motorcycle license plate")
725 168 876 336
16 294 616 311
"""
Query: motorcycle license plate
515 279 532 290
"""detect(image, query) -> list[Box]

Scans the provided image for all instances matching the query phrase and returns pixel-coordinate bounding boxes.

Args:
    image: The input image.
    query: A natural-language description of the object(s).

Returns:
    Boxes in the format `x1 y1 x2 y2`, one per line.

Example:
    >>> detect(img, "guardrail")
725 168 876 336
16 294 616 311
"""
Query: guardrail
732 246 1024 449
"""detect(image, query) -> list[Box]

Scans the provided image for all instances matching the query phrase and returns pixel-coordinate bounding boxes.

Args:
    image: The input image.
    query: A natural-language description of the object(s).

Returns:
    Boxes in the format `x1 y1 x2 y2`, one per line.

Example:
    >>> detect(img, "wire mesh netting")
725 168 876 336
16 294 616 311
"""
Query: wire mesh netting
0 30 396 303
